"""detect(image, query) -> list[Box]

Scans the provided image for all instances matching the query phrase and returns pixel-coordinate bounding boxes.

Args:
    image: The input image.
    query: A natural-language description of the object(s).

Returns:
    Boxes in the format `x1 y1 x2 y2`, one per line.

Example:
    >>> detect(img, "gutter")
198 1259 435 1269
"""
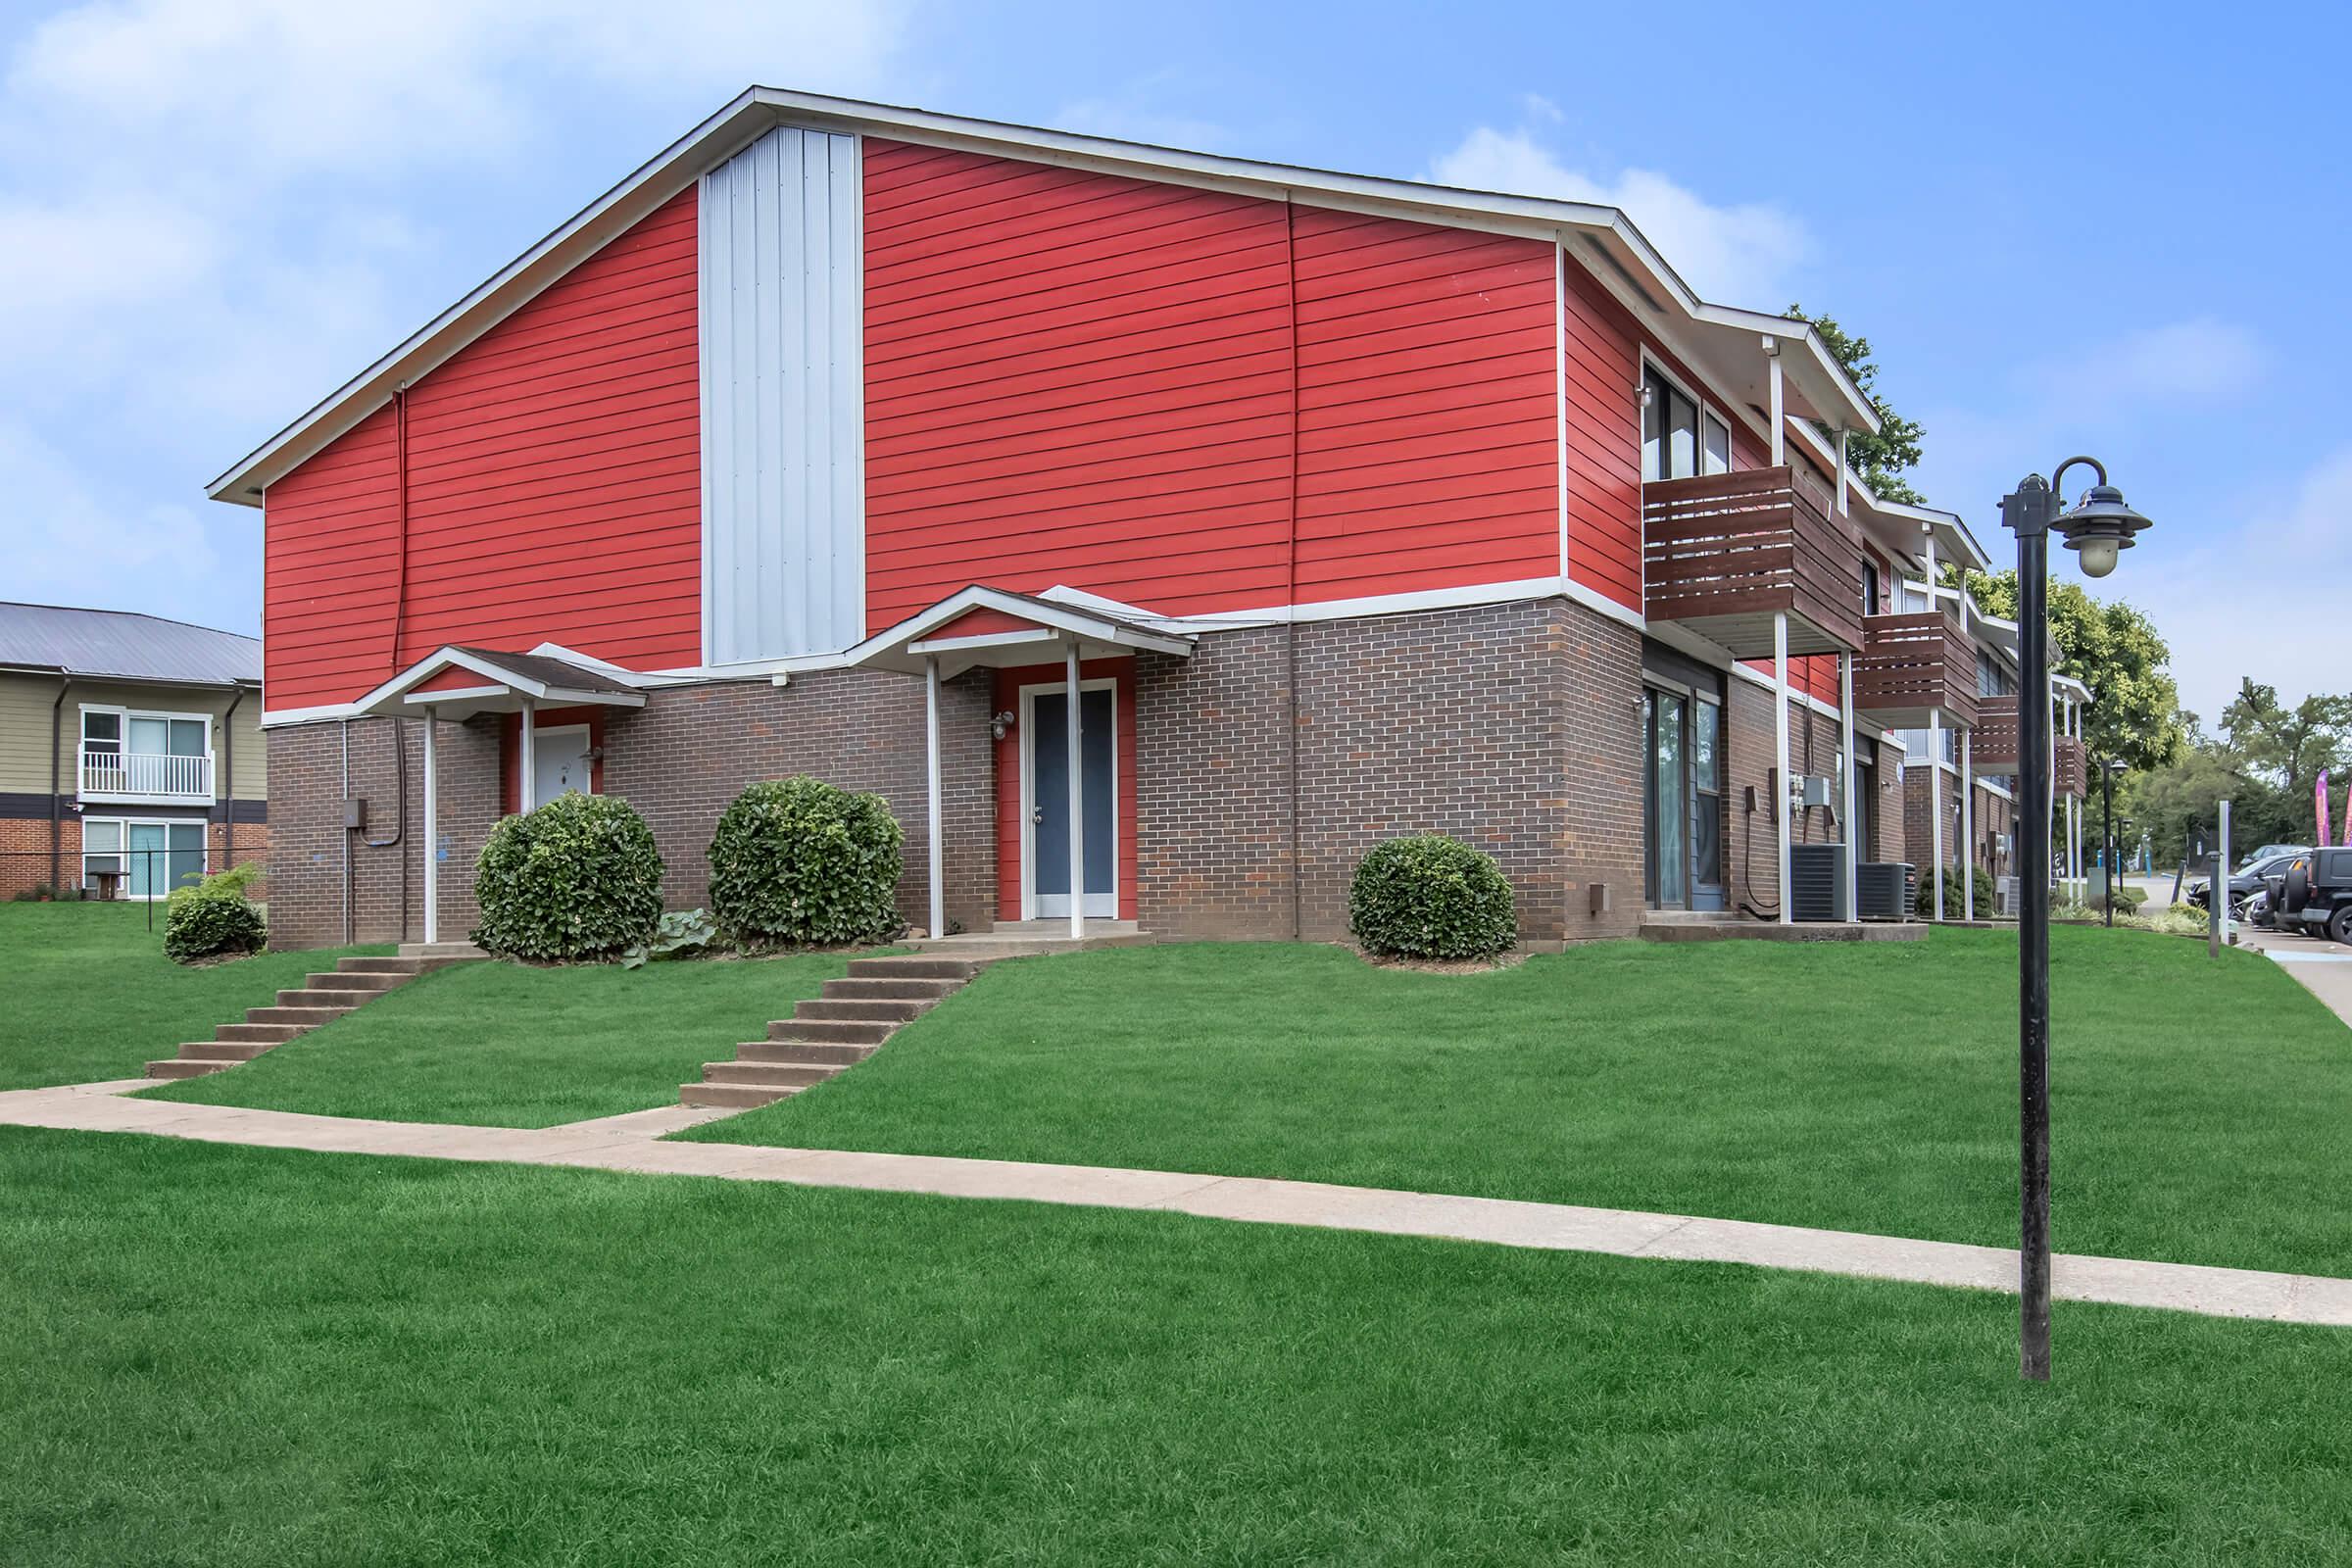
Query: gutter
219 683 245 871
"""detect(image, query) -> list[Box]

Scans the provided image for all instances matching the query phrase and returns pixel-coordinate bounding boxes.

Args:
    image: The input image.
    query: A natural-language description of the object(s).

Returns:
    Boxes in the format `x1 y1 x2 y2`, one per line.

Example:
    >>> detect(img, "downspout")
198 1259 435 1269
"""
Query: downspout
345 386 414 942
1283 195 1303 942
49 673 70 888
219 684 243 872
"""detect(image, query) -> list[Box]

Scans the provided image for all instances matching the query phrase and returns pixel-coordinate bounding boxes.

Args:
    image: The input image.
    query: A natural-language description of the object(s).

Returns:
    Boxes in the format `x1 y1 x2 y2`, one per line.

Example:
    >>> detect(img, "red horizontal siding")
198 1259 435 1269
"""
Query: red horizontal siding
264 189 700 710
862 139 1560 631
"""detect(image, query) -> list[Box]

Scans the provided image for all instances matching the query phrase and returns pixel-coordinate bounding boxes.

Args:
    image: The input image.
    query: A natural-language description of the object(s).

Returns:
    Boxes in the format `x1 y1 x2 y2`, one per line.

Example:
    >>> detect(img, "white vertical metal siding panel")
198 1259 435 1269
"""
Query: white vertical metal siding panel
700 124 862 664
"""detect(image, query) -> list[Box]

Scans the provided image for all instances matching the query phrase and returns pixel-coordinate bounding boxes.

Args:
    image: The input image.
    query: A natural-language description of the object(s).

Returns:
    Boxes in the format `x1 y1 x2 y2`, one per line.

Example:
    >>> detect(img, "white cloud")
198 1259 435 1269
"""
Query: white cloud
1429 124 1811 307
0 0 910 626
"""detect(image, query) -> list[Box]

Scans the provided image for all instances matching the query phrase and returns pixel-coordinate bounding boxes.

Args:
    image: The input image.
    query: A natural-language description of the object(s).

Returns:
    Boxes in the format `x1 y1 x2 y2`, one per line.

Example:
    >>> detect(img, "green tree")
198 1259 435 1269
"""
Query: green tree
2124 745 2296 870
2218 680 2352 839
1954 569 2187 773
1785 306 1925 504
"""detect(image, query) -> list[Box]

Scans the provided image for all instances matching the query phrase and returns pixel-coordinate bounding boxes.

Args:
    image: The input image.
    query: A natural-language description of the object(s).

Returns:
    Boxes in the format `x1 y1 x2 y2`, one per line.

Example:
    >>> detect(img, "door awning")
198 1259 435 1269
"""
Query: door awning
843 585 1196 680
352 645 651 722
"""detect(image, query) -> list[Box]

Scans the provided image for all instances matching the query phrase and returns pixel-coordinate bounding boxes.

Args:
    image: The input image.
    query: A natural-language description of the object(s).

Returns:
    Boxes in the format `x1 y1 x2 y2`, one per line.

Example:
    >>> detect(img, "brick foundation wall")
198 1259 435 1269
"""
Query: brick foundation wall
0 810 270 901
264 671 997 950
1133 597 1644 945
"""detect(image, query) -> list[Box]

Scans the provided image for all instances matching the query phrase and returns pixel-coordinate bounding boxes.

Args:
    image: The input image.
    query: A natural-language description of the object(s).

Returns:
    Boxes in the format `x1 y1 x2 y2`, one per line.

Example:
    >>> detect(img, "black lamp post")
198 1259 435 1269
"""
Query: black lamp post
1998 458 2153 1384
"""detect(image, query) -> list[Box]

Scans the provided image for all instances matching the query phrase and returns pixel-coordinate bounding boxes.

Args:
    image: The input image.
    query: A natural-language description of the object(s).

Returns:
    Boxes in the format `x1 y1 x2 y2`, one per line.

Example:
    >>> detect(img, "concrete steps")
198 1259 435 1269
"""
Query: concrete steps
146 949 488 1080
682 954 995 1109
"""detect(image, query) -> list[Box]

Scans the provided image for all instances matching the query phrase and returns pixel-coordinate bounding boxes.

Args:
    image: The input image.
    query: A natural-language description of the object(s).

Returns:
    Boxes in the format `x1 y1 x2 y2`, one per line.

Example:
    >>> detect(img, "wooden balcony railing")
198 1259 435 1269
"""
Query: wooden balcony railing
1641 466 1866 659
1852 612 1981 730
1964 697 2089 796
2056 735 2088 799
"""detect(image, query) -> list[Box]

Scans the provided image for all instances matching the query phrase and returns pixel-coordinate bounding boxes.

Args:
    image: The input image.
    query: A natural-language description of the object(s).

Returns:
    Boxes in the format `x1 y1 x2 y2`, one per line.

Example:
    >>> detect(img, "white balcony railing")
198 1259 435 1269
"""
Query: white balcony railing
80 750 214 801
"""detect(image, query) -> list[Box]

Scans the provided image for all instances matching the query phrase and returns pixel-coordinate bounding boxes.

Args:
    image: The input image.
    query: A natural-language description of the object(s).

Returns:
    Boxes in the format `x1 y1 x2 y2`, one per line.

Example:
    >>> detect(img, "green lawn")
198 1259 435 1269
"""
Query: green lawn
0 904 385 1092
140 952 854 1127
684 928 2352 1277
4 1127 2349 1566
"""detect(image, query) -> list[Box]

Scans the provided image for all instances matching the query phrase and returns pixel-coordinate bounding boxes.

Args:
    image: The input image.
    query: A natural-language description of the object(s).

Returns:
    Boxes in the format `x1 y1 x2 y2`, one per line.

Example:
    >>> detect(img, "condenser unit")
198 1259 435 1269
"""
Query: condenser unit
1790 842 1849 922
1857 862 1915 921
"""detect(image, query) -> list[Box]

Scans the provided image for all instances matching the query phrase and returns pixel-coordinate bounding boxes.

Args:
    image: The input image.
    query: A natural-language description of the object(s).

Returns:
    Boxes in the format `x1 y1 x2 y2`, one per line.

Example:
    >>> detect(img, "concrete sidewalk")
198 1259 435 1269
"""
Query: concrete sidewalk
6 1078 2350 1329
2231 925 2352 1028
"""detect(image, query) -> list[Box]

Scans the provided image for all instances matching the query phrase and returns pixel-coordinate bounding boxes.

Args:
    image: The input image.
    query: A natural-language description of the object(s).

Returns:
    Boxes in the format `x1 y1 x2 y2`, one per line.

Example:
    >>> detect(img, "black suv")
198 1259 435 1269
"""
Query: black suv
2279 849 2352 945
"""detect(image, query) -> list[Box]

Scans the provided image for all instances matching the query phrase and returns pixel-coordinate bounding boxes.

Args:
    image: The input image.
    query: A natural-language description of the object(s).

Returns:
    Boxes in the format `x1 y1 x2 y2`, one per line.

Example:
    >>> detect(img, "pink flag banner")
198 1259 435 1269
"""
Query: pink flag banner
2322 770 2333 849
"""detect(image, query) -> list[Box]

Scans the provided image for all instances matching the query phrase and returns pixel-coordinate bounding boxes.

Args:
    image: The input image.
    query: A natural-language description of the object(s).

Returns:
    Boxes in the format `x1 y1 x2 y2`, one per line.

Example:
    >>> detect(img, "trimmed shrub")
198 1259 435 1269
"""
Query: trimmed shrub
164 862 268 963
1914 864 1997 919
1348 834 1517 960
709 776 906 947
472 793 664 961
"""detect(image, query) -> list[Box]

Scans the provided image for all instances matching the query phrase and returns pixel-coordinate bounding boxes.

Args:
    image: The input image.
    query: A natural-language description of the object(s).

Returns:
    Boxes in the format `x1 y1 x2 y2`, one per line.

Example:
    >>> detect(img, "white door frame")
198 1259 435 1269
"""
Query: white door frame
1018 677 1118 920
530 723 595 800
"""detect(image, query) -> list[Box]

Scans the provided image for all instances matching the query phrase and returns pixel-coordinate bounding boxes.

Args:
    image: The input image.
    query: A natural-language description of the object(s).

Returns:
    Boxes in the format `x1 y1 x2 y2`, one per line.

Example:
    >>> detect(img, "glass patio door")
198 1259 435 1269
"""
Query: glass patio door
1643 690 1689 908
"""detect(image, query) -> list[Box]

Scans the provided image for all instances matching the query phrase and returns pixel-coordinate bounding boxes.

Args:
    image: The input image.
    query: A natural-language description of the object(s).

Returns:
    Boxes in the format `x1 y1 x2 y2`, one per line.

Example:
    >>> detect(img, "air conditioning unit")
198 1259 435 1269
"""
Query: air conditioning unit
1857 862 1915 921
1791 842 1849 922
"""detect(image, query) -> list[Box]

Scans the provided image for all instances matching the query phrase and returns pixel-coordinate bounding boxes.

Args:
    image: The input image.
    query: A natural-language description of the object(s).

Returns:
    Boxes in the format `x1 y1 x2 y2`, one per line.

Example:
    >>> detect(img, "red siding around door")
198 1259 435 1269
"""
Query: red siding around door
862 140 1558 632
265 188 702 711
500 708 608 816
991 660 1139 922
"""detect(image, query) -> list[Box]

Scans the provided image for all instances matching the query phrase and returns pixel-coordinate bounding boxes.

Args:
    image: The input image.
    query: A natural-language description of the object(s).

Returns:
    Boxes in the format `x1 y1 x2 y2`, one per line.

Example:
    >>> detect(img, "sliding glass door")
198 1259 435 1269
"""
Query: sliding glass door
1643 689 1725 911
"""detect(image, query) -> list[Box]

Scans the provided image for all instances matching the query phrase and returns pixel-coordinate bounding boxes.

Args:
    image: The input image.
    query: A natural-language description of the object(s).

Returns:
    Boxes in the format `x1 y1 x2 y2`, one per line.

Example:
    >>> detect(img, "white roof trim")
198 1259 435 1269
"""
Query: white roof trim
352 646 649 717
206 87 1881 505
842 585 1197 678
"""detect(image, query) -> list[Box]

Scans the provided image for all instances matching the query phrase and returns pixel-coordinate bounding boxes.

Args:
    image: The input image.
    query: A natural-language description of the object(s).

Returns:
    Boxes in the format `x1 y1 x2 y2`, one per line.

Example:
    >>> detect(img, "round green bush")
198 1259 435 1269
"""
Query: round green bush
1348 834 1517 960
163 863 268 963
709 776 906 946
472 793 664 960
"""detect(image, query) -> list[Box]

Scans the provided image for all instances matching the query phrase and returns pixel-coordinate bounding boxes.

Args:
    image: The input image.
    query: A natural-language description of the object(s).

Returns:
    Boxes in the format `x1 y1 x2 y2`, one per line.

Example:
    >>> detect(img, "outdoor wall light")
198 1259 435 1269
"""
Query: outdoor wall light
990 710 1016 742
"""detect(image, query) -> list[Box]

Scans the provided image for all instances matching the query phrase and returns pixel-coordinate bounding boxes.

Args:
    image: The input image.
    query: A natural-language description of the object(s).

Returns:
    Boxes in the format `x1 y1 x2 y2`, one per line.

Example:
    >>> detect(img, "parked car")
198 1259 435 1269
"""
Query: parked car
2278 849 2352 945
2188 852 2310 912
2240 843 2313 867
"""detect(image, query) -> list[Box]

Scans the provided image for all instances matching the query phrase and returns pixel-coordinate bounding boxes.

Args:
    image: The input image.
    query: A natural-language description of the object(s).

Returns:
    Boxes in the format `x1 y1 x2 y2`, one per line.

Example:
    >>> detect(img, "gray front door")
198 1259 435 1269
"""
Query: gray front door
1029 687 1116 917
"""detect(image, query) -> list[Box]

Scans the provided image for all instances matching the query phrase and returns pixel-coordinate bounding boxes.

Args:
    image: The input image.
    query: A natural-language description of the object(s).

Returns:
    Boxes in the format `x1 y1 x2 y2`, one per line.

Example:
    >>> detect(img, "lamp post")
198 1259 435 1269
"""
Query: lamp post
2101 760 2128 927
1998 458 2153 1384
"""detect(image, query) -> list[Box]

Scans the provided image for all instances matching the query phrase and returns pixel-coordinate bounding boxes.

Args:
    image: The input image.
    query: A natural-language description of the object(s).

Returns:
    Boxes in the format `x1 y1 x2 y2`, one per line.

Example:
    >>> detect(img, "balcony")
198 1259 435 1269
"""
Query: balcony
1641 466 1866 659
1852 613 1981 730
80 749 215 805
1961 696 2089 796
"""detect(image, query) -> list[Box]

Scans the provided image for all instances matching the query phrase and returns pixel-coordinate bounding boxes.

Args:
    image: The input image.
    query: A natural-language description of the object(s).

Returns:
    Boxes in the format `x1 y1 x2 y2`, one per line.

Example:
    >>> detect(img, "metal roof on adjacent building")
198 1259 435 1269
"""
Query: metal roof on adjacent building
0 602 261 685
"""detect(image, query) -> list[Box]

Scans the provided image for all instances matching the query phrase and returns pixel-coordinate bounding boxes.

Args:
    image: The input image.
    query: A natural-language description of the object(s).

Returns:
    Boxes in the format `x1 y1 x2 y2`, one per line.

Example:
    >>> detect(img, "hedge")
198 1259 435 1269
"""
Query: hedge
163 862 268 964
709 776 906 946
472 793 664 961
1348 835 1517 961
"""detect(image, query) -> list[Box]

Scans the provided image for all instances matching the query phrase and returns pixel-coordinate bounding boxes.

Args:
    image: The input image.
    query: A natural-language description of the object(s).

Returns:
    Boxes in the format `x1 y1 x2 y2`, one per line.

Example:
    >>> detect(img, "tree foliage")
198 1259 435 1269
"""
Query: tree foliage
1955 568 2186 773
2122 685 2352 865
2220 681 2352 824
1785 306 1925 504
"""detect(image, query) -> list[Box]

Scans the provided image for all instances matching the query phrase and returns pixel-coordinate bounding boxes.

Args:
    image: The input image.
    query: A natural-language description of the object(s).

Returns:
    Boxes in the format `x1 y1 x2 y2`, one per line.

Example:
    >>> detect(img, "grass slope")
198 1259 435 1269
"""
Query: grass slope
4 1127 2350 1566
686 928 2352 1276
0 904 385 1091
140 952 854 1127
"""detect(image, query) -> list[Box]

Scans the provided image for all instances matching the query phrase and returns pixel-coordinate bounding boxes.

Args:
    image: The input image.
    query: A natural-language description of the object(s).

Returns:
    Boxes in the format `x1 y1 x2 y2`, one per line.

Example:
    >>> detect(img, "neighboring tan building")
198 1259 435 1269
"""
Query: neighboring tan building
0 603 266 900
205 87 2073 950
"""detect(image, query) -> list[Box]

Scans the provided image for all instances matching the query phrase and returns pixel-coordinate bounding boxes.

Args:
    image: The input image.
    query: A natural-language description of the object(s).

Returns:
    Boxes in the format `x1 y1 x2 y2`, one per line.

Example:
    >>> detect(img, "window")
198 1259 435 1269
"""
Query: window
81 710 121 759
79 817 206 898
1863 561 1882 617
79 706 213 798
1977 651 2015 699
1701 412 1732 476
1642 368 1703 482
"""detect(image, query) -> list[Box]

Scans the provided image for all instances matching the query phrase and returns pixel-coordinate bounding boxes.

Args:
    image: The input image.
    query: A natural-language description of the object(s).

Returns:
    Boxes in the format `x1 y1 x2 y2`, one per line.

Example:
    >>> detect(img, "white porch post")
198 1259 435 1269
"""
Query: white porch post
1839 652 1857 917
517 695 537 813
1961 729 1976 921
1930 714 1945 920
1774 610 1791 924
421 706 439 945
924 656 945 942
1064 640 1085 941
1767 352 1787 464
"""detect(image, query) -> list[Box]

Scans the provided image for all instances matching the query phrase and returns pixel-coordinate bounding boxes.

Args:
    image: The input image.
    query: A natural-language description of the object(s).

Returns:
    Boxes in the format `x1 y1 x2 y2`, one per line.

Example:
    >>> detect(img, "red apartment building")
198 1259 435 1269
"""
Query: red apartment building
209 88 2076 949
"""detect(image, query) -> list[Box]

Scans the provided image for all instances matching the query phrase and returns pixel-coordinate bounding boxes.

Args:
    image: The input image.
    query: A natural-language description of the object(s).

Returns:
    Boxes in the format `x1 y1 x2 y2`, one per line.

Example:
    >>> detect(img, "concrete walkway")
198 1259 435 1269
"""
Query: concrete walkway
2230 925 2352 1028
6 1078 2350 1329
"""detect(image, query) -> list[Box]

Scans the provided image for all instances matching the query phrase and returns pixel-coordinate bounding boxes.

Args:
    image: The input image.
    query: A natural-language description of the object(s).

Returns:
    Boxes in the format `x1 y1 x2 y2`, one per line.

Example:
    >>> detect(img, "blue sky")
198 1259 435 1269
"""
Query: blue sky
2 0 2337 722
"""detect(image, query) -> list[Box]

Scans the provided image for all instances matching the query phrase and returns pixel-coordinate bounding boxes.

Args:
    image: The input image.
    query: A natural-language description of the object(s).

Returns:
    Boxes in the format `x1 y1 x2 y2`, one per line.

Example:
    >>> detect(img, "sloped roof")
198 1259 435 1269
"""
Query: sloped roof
206 86 1882 507
0 602 259 685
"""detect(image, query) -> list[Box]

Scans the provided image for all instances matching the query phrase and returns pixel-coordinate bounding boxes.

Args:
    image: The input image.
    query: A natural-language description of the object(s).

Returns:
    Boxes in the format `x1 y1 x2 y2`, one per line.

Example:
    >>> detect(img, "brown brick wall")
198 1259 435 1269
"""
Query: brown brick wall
0 810 270 900
1134 597 1644 945
263 670 996 950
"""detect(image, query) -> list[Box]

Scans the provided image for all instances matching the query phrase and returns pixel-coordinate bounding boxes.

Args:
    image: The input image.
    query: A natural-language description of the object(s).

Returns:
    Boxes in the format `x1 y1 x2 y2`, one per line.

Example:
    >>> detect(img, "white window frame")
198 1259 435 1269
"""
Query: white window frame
1016 677 1120 921
79 814 211 901
1638 351 1738 486
76 703 217 806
